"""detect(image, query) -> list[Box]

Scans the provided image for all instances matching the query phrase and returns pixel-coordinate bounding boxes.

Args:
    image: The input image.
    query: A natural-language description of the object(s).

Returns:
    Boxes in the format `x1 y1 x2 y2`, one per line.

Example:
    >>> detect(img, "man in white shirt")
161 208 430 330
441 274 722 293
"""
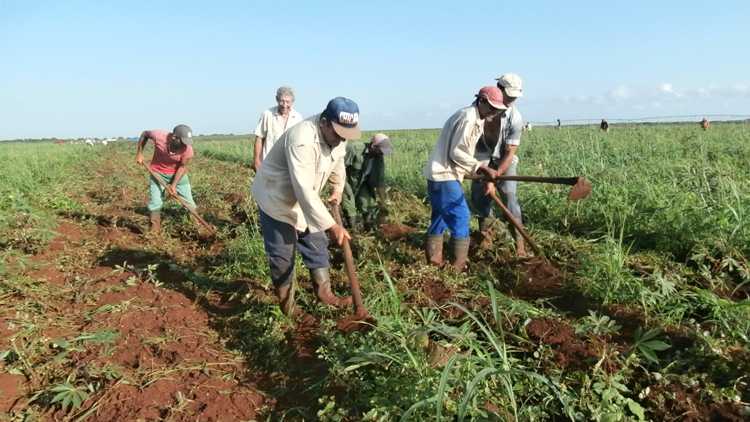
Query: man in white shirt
423 86 506 270
252 97 360 316
471 73 527 256
252 86 304 172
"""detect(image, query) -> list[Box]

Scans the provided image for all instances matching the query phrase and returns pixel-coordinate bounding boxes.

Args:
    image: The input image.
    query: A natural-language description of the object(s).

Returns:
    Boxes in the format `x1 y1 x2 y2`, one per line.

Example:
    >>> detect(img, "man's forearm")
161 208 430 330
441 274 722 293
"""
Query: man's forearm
171 166 188 185
136 132 148 155
253 136 264 163
496 154 514 176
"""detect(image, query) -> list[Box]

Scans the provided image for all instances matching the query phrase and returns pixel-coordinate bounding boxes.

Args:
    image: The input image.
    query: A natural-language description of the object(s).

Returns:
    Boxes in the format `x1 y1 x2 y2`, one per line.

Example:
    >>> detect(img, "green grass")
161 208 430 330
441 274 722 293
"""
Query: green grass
2 122 749 420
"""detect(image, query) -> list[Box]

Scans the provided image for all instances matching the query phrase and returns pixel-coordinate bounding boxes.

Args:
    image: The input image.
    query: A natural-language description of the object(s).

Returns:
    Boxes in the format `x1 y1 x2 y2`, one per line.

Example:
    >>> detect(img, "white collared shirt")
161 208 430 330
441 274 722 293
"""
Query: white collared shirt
254 106 304 160
252 115 346 233
423 105 485 182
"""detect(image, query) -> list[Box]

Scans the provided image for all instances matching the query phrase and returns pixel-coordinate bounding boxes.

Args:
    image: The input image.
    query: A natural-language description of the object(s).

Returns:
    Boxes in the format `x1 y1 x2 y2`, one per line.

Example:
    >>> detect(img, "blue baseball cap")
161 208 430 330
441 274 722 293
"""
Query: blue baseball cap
322 97 361 140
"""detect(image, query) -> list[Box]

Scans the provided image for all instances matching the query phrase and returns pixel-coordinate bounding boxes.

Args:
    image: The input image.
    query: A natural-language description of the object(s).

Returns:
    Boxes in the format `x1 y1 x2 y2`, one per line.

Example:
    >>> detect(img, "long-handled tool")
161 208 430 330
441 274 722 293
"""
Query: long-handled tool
487 190 542 256
332 205 374 331
141 162 216 234
468 174 592 201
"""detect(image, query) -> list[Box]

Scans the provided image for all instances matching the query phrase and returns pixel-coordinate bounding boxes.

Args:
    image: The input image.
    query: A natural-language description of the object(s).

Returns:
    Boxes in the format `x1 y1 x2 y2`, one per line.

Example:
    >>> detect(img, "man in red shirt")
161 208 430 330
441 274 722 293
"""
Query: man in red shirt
135 124 196 232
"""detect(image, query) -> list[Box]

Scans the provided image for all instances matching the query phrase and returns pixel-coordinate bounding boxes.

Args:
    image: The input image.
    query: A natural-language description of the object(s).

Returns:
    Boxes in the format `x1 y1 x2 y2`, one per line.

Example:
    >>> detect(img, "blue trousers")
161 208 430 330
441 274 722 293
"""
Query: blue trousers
259 210 330 287
426 180 470 239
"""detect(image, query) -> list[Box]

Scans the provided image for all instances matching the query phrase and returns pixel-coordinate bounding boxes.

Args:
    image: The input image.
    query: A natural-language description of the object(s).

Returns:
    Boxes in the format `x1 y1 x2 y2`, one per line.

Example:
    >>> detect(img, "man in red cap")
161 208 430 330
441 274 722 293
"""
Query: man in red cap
423 87 506 270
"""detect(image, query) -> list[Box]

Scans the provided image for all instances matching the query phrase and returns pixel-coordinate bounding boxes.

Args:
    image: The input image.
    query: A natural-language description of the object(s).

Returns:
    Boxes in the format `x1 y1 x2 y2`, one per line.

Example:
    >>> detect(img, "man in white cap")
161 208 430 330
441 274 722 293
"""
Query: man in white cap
342 133 393 230
252 97 360 316
424 86 506 270
470 73 527 256
252 86 303 172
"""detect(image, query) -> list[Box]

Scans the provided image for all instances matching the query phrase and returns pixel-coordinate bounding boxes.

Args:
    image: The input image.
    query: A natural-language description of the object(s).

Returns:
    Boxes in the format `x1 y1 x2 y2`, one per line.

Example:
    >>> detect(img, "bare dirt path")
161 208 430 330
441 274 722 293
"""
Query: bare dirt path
1 149 330 420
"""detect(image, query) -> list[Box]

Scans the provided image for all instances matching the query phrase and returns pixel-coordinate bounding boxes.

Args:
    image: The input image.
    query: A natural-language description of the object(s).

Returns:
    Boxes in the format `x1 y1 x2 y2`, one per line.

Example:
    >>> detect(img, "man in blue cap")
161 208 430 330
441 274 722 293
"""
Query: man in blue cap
252 97 361 316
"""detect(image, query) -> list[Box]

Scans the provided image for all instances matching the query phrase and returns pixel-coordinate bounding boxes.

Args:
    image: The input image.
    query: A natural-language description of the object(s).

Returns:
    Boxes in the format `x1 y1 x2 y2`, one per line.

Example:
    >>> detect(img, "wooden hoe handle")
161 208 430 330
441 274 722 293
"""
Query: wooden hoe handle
142 162 215 233
488 191 542 256
332 206 367 316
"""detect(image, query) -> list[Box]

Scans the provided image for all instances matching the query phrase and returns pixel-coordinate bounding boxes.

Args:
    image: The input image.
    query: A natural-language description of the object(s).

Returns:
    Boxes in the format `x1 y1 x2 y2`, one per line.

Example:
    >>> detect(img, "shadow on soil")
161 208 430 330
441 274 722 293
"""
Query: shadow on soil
96 246 332 419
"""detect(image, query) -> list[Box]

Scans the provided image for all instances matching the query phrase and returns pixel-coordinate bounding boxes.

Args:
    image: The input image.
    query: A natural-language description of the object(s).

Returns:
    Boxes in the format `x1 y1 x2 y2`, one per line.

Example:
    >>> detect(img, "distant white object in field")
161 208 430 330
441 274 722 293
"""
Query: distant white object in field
85 139 94 146
524 122 533 132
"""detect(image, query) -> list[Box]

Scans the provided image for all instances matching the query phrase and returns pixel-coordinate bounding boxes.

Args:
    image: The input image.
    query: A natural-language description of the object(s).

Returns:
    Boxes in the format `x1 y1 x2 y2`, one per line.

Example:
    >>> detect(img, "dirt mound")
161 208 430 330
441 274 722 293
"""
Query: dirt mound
421 278 454 304
379 223 418 240
93 378 265 422
511 257 565 299
0 373 24 413
526 318 599 369
644 382 747 422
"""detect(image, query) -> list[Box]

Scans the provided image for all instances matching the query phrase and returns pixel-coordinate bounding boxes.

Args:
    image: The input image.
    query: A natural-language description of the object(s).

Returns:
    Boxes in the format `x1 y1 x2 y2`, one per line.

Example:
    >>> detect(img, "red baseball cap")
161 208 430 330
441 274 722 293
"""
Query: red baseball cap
476 86 507 110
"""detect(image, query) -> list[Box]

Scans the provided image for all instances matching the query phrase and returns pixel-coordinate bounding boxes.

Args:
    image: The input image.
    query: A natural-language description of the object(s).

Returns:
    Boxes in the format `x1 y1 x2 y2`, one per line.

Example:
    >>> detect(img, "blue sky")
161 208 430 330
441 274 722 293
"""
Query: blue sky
1 0 748 139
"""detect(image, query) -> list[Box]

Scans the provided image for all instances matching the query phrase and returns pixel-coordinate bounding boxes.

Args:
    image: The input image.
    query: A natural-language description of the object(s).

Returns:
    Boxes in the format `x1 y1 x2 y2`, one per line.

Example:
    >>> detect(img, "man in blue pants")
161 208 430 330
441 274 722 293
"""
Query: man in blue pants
423 86 506 270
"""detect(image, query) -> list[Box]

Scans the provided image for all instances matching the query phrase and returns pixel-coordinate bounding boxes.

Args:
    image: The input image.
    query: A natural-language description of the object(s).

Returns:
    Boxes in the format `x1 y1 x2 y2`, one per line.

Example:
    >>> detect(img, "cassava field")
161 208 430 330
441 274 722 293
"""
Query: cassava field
1 122 749 421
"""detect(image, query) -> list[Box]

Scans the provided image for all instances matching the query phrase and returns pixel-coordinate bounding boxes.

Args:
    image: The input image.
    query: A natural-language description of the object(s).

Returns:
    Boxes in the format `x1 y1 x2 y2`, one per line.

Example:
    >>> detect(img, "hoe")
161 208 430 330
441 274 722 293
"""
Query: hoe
332 205 375 332
469 173 593 256
470 174 593 201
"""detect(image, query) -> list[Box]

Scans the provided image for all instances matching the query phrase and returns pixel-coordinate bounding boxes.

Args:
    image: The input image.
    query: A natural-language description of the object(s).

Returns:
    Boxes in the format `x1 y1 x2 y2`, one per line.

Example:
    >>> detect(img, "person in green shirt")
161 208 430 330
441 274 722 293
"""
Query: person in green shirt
342 133 392 230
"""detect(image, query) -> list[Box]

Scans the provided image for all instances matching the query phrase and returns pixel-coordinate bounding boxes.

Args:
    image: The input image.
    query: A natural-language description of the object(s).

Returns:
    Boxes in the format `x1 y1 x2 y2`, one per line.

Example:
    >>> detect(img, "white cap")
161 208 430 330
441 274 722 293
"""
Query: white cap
495 73 523 98
370 133 393 155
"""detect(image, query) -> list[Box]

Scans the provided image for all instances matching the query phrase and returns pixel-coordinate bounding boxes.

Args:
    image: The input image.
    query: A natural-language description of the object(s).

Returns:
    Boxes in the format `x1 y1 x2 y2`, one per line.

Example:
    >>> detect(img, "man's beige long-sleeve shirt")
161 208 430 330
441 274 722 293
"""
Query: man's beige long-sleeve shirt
423 105 485 182
252 114 346 233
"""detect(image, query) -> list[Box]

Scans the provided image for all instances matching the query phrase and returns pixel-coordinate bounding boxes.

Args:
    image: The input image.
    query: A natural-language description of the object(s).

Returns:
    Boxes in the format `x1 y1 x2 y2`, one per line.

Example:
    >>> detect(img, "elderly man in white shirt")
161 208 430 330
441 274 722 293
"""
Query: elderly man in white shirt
252 86 304 172
252 97 361 316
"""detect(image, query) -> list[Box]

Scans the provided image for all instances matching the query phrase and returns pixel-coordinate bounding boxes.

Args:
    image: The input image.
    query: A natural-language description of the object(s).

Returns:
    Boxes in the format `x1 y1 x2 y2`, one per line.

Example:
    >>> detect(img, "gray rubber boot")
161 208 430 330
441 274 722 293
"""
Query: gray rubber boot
310 268 352 308
425 235 444 266
149 211 161 233
451 237 471 271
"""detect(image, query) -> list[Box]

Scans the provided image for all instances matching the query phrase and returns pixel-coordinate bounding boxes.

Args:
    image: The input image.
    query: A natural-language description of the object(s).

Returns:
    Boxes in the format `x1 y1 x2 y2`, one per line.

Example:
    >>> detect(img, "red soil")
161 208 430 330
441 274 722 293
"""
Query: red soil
379 223 418 241
9 219 271 420
526 318 600 370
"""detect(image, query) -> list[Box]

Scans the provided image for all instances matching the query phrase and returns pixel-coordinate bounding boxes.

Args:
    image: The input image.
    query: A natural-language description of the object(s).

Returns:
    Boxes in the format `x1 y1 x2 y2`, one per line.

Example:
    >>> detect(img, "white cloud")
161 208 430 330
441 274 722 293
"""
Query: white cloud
609 85 631 101
658 83 674 94
731 83 749 97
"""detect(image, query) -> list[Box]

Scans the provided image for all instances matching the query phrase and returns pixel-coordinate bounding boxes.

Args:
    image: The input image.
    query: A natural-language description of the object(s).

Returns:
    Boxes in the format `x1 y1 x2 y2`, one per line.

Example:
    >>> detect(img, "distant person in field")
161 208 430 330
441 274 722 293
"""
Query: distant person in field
557 118 561 129
470 73 528 256
701 117 710 130
252 97 361 316
135 125 195 233
252 86 303 172
600 119 609 132
423 86 505 270
342 133 393 230
524 122 532 132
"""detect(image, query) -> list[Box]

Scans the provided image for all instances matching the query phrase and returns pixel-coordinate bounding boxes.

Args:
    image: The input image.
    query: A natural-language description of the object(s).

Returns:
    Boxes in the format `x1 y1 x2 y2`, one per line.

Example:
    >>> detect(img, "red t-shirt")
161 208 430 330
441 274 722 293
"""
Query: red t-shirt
147 130 194 175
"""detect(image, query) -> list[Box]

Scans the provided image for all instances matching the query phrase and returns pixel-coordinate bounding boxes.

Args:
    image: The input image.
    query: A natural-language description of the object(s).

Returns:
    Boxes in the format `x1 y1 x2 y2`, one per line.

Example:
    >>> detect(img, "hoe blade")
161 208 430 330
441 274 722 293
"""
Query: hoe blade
568 177 592 201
